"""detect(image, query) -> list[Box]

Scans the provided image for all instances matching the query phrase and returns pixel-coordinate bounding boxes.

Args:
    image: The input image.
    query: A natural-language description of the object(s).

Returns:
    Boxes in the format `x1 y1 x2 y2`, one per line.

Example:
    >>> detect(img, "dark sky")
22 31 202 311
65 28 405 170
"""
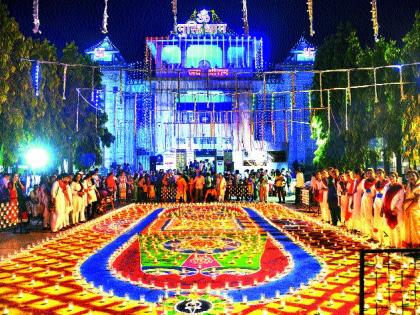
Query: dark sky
3 0 419 64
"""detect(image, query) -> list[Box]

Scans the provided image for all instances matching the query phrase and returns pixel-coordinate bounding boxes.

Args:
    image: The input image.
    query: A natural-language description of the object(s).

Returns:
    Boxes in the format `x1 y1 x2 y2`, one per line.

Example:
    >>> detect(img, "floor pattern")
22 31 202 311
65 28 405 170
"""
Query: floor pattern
0 203 417 314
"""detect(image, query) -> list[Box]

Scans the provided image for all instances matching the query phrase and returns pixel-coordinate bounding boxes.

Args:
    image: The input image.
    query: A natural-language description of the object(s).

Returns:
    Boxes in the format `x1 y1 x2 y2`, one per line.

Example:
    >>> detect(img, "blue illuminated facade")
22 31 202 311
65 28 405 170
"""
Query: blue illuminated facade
86 11 316 171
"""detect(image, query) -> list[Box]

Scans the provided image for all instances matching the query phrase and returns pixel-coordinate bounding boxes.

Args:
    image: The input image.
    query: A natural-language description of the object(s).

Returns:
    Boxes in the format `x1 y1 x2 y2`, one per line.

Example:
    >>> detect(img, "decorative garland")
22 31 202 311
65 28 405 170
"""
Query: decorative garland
373 68 378 103
102 0 109 34
346 70 351 131
327 89 331 134
290 72 296 137
307 0 315 36
242 0 250 36
399 66 405 100
171 0 177 33
271 93 276 142
32 0 41 34
32 61 41 97
371 0 379 41
345 88 350 131
62 65 67 100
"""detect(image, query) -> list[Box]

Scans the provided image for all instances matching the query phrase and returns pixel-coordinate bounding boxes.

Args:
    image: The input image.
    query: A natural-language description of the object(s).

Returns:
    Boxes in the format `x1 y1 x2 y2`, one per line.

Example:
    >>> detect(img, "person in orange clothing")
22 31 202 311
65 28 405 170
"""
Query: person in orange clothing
176 173 187 203
105 171 117 201
193 172 205 202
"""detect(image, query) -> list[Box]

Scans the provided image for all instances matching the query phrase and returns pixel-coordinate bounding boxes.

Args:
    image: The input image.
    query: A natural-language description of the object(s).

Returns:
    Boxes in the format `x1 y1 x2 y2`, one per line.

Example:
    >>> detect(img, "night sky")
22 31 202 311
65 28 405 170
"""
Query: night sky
3 0 419 64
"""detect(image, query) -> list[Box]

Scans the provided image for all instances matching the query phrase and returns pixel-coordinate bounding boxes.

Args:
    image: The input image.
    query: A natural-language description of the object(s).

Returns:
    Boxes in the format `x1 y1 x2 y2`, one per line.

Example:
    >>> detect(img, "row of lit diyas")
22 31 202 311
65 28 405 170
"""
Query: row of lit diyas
250 202 420 314
2 202 417 314
0 203 159 314
248 203 362 313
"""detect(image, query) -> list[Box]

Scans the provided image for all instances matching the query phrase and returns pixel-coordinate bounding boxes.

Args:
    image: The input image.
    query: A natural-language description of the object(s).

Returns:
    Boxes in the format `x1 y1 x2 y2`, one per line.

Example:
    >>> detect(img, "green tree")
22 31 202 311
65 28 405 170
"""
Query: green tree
357 38 402 173
60 42 114 172
0 2 32 166
0 3 114 170
401 12 420 168
311 23 377 169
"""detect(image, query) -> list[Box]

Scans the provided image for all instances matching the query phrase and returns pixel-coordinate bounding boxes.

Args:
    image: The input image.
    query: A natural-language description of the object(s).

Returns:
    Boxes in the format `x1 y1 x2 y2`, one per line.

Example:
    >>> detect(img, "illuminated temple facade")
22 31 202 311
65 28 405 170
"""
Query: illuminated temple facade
86 9 316 171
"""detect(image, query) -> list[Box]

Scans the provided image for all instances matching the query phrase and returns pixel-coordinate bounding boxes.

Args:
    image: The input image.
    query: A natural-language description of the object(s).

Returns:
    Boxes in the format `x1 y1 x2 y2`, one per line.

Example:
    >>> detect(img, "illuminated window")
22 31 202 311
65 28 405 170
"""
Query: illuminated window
161 46 181 64
227 47 244 67
186 45 223 68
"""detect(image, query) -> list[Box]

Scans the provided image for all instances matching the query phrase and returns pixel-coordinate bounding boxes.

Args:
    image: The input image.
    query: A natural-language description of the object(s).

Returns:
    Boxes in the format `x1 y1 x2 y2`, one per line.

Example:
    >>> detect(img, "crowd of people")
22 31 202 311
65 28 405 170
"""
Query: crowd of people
103 166 294 204
0 163 418 249
0 170 104 233
0 164 294 233
309 168 419 248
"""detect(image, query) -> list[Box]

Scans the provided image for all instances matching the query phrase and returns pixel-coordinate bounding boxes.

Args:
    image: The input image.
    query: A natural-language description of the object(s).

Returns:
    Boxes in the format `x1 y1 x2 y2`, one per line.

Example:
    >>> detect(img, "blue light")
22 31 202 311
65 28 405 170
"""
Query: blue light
32 61 41 97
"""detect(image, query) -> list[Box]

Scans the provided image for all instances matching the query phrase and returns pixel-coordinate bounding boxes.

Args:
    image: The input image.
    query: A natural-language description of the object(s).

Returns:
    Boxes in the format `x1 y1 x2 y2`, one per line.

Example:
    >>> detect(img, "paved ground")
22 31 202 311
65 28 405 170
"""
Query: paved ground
0 194 303 257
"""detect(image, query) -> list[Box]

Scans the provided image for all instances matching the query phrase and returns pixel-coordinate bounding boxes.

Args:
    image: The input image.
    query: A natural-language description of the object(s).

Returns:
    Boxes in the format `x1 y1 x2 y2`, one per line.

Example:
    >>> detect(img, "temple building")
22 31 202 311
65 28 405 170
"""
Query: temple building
85 9 316 172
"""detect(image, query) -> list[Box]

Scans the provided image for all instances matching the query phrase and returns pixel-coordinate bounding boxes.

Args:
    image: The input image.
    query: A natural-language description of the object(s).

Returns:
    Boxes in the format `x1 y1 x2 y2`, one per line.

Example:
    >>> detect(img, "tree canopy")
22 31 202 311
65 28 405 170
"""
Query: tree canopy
0 3 114 171
311 14 420 171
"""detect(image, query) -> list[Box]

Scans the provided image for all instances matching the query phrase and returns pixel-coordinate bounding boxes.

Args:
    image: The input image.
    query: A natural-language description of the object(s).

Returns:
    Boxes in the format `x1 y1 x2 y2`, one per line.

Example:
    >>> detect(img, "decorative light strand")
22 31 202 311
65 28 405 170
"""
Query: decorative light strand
371 0 379 42
346 70 351 131
271 93 275 141
307 0 315 36
102 0 109 34
134 93 137 137
345 88 350 131
32 0 41 34
398 66 405 100
62 65 67 100
290 72 296 138
327 89 331 134
319 72 324 107
373 68 378 103
33 61 41 97
76 91 80 132
242 0 250 36
171 0 177 34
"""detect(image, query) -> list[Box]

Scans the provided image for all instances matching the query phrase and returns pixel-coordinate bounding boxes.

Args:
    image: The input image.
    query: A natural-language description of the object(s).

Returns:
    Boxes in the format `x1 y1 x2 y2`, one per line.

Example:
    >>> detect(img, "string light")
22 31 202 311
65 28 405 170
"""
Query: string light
171 0 177 33
346 70 351 131
398 65 405 100
345 88 350 131
102 0 109 34
373 68 378 103
271 93 275 142
242 0 249 36
307 0 315 37
32 0 41 34
327 89 331 134
371 0 379 42
290 72 296 138
32 61 41 97
62 65 67 100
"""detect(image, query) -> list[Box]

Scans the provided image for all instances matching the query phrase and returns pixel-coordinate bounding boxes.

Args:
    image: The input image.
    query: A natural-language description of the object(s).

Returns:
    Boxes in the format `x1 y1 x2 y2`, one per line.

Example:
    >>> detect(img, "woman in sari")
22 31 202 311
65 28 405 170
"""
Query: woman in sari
403 171 419 247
